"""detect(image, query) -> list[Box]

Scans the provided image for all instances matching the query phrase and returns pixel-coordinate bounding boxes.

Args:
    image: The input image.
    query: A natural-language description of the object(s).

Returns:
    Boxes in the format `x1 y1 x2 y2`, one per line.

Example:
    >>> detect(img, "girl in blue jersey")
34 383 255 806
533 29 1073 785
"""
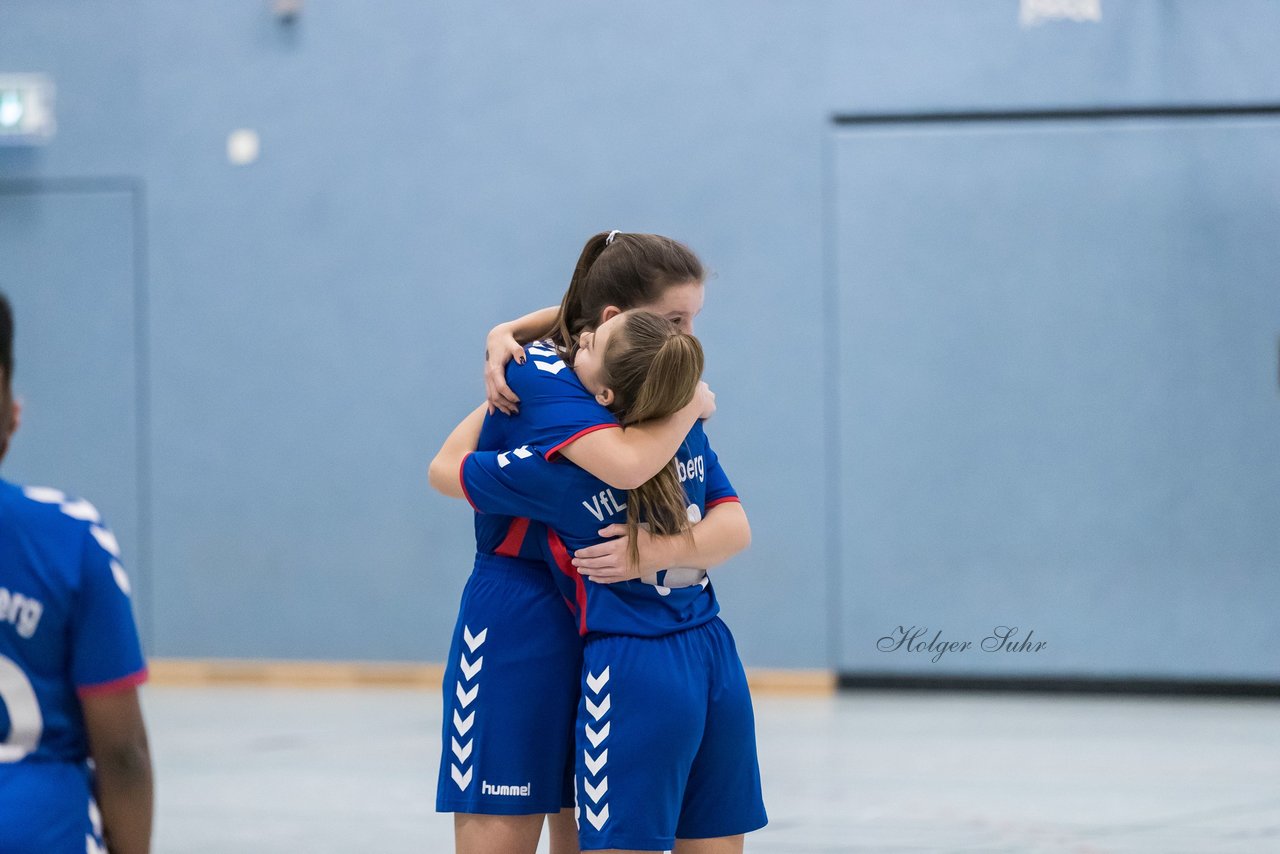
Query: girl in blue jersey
0 292 153 854
433 310 765 854
432 232 751 854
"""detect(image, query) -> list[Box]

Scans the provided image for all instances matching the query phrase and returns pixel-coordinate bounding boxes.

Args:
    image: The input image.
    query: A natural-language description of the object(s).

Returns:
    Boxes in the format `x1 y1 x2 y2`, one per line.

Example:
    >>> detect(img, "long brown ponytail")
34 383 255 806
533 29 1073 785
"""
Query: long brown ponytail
552 231 704 353
597 311 705 568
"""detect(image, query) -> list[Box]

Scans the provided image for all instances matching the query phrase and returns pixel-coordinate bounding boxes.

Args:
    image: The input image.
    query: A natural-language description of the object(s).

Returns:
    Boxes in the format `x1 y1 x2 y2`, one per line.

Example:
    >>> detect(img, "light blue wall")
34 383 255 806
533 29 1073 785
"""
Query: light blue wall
1 1 1277 676
832 118 1280 679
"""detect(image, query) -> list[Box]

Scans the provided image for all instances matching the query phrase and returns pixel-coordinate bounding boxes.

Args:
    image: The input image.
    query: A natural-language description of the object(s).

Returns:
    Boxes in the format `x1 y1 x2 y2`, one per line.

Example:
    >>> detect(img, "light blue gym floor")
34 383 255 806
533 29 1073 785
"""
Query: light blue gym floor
146 686 1280 853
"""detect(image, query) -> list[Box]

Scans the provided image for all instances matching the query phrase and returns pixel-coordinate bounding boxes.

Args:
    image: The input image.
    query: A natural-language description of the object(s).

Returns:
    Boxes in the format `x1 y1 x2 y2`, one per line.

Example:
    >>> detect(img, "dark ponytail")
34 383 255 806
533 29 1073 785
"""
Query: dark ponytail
554 232 613 350
550 231 704 353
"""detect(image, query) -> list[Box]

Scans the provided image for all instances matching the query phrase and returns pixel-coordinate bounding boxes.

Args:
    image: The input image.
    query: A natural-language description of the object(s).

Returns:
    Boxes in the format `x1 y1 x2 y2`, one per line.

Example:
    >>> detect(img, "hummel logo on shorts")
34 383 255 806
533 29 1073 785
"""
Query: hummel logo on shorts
481 780 532 797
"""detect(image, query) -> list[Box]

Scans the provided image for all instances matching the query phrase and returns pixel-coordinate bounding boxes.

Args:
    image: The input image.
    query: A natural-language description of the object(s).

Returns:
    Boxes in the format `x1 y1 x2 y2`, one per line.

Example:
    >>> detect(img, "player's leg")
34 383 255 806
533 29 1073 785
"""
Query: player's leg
673 836 744 854
547 807 580 854
548 679 581 854
455 813 544 854
673 618 767 848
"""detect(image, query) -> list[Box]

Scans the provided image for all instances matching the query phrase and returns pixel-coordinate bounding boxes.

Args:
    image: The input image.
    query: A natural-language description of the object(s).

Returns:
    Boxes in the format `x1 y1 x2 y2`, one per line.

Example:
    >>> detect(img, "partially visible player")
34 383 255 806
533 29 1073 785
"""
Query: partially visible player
433 311 766 854
0 291 153 854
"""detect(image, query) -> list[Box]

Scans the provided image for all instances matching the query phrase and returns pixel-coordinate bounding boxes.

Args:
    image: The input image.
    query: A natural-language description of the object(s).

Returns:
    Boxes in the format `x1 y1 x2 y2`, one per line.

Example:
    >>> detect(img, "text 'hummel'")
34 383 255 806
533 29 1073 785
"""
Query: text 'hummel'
482 780 531 797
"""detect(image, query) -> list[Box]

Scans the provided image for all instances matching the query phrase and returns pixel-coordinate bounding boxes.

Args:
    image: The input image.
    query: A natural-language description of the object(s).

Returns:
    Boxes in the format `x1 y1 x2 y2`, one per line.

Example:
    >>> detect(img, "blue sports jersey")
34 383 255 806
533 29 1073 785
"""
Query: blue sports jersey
461 420 739 638
470 340 620 561
504 340 619 461
0 479 147 850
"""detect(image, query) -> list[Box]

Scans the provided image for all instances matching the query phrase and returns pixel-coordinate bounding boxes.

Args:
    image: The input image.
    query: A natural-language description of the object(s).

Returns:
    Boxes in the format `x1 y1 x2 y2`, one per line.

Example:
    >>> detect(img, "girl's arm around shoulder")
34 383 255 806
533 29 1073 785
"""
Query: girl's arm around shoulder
486 306 558 415
559 381 716 491
428 404 487 499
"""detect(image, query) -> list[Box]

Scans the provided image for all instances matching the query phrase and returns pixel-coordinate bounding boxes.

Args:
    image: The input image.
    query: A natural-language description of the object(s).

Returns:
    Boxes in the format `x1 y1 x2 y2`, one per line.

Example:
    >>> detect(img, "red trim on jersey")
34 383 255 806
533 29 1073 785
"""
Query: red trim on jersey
459 453 478 511
705 495 741 509
547 530 589 636
77 667 149 698
493 517 531 557
545 423 620 462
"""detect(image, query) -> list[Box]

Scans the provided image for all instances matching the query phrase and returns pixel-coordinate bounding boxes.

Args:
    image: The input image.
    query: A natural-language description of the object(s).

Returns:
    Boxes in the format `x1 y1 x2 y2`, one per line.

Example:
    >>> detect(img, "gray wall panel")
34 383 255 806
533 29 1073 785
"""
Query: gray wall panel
0 187 147 642
833 118 1280 678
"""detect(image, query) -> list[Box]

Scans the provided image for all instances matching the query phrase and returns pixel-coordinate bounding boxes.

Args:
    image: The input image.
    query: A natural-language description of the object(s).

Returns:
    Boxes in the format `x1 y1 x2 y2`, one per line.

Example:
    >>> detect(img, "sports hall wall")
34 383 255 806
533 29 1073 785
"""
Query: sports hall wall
2 1 1277 681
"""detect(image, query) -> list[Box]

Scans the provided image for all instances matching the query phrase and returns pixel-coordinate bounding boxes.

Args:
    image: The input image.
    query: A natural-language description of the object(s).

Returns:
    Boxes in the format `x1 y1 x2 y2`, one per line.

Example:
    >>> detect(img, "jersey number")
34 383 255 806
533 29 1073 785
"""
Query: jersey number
0 654 43 762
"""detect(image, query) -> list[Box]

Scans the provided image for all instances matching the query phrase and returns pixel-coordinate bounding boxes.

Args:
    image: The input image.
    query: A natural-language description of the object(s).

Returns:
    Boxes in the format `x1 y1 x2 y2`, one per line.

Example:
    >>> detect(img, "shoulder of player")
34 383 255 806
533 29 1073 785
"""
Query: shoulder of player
681 419 711 453
0 483 124 593
505 342 586 393
6 482 118 553
5 482 102 527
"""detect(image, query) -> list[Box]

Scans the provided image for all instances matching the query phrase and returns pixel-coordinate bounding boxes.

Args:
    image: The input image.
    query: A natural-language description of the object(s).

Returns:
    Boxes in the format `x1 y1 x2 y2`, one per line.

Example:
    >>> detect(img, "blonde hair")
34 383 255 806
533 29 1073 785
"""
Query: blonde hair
597 311 704 568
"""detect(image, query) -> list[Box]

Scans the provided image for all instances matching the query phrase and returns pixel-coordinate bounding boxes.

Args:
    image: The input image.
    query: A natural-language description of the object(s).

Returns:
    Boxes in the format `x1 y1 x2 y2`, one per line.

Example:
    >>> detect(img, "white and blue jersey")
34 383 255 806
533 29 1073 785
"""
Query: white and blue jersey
0 479 147 853
436 340 618 816
461 419 740 638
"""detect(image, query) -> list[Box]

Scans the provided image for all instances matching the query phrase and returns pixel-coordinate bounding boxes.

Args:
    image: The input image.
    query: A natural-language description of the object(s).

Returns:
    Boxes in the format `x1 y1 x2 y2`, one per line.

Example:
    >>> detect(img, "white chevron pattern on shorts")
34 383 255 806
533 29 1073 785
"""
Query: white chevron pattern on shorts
585 694 611 720
459 654 483 680
463 626 487 652
584 748 608 776
451 625 486 796
586 667 610 694
581 661 612 830
87 798 107 854
453 710 475 736
585 721 610 749
451 764 473 790
456 682 479 708
585 803 610 831
583 776 608 804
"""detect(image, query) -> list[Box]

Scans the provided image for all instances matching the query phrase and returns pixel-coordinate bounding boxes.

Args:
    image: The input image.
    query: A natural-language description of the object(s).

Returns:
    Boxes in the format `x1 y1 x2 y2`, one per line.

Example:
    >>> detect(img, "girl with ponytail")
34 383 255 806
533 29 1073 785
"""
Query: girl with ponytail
567 310 709 570
429 232 753 854
434 310 766 854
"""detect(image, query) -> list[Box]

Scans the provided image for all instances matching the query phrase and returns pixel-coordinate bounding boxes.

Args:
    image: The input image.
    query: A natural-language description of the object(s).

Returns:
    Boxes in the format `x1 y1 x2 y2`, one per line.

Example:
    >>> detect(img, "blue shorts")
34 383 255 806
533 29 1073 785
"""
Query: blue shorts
435 553 583 815
575 617 768 851
0 763 105 853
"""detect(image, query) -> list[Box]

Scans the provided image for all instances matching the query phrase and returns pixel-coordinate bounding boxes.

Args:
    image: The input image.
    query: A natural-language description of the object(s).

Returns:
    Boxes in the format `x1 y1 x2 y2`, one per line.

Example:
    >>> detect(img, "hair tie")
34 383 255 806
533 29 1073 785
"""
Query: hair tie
606 229 621 246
